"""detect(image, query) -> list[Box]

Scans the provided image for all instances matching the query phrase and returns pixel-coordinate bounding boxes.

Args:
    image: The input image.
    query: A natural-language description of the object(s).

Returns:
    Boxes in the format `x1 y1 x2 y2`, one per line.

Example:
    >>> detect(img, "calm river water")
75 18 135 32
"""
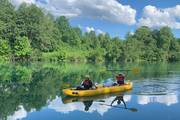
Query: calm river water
0 62 180 120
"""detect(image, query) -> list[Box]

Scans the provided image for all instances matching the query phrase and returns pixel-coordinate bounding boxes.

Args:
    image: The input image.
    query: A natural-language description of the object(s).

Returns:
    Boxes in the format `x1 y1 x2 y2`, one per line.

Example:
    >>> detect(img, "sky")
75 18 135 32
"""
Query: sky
10 0 180 39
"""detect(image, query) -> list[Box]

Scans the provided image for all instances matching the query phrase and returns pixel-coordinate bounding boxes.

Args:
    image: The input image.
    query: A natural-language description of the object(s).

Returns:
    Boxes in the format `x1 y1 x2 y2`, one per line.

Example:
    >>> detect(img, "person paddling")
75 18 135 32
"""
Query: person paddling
116 73 125 85
113 71 128 86
77 75 96 90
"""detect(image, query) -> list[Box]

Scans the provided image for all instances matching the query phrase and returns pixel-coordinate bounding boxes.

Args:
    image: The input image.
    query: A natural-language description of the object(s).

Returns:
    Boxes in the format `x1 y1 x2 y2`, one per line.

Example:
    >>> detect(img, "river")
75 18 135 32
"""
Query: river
0 62 180 120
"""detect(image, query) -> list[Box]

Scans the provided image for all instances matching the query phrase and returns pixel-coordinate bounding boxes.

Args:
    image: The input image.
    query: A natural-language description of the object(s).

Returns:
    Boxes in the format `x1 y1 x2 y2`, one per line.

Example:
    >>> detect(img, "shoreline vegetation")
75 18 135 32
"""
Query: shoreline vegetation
0 0 180 63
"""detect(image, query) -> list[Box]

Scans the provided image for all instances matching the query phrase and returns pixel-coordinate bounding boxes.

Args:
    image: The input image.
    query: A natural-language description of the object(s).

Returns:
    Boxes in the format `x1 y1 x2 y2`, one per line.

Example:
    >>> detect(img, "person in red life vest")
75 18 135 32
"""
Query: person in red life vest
116 73 125 85
81 75 93 90
77 75 96 90
112 72 128 86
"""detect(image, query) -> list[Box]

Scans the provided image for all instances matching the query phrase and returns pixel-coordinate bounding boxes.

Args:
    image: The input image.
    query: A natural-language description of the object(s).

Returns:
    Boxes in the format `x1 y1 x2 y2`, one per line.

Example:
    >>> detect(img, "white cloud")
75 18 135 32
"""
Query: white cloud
137 94 178 106
10 0 136 25
96 29 105 35
86 27 95 33
85 26 105 35
10 0 36 6
7 105 27 120
138 5 180 29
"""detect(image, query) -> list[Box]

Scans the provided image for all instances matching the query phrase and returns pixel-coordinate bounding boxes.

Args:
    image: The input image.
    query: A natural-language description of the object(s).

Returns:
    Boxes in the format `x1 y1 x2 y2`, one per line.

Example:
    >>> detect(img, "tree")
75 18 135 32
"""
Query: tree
13 36 32 60
0 0 16 45
55 16 71 35
16 4 44 49
159 27 174 51
55 16 81 46
123 33 141 62
0 39 11 60
84 31 100 49
158 27 175 60
105 37 122 62
133 26 159 61
97 33 110 50
38 15 61 52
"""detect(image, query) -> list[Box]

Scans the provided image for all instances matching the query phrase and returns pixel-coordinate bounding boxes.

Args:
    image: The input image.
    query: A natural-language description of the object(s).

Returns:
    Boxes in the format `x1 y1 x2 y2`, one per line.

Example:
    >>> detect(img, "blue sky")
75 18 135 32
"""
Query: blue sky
11 0 180 38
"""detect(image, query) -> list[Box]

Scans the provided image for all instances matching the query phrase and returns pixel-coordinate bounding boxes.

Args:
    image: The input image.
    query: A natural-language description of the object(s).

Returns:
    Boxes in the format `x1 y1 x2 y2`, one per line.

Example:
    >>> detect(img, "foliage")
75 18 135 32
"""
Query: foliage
0 0 180 62
13 36 32 60
0 39 11 60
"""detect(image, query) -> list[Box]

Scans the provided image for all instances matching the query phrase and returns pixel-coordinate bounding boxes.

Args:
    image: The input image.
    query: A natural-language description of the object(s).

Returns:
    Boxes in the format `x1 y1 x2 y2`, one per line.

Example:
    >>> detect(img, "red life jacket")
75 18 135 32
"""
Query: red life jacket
116 75 125 85
82 79 92 87
116 75 125 81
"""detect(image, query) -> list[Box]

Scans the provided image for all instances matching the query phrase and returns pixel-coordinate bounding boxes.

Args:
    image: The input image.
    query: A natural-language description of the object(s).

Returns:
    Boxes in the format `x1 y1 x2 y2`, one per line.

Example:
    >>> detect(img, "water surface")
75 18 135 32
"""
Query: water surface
0 62 180 120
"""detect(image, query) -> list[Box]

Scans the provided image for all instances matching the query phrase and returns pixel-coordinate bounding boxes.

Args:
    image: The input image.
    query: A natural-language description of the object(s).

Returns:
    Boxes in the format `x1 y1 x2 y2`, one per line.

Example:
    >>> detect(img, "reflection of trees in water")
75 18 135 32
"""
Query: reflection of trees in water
0 62 179 119
0 63 111 119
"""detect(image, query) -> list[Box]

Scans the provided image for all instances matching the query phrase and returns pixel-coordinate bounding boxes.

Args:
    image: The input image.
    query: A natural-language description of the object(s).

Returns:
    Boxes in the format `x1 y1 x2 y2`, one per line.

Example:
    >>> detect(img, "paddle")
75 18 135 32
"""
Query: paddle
100 103 138 112
74 99 106 103
96 100 105 102
82 100 106 103
107 67 140 74
61 83 72 89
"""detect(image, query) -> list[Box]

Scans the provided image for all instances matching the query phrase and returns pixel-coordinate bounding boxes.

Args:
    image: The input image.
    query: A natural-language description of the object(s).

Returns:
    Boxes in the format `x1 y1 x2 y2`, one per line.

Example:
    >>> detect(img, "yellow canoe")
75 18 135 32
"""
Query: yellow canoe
63 82 133 97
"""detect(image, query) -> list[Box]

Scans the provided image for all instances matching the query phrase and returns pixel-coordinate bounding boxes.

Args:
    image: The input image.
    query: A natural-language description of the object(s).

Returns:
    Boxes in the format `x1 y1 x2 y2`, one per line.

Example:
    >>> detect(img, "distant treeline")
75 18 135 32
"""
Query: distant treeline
0 0 180 62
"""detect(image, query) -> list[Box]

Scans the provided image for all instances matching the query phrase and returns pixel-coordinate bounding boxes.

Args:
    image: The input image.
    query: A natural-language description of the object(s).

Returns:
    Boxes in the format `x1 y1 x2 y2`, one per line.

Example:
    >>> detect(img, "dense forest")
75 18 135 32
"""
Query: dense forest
0 0 180 62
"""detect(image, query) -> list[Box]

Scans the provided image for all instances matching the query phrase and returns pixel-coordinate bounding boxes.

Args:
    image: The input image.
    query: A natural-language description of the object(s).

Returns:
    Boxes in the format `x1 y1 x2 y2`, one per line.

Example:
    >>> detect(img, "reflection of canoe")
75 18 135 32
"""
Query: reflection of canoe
62 92 129 104
62 82 133 97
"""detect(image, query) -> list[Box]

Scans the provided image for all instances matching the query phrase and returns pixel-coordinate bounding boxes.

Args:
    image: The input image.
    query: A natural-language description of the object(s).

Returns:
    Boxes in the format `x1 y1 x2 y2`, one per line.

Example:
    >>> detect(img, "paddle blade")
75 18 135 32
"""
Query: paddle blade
62 83 71 88
129 108 138 112
100 67 107 72
132 67 140 74
97 100 105 102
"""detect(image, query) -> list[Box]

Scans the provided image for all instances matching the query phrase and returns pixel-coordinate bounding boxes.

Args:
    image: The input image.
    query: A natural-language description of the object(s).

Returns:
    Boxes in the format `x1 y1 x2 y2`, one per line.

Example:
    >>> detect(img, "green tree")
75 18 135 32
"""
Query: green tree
0 0 16 45
123 33 141 62
158 27 175 60
134 26 157 61
83 31 100 49
38 15 61 52
16 4 44 49
13 36 32 60
105 37 122 62
158 27 173 50
56 16 81 46
0 39 11 60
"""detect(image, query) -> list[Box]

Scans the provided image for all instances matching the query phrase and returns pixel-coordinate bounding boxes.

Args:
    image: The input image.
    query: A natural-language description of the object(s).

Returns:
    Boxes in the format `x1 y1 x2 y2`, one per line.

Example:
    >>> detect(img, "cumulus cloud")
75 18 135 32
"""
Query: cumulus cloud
85 26 105 34
137 94 178 106
138 5 180 29
10 0 136 25
10 0 36 6
96 29 105 34
86 27 95 33
7 105 27 120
